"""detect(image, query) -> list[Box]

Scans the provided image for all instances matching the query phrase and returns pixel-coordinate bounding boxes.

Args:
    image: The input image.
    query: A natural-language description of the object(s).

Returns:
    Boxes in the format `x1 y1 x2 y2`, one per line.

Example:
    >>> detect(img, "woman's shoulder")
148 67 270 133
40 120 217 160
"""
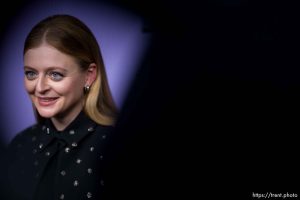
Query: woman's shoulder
96 124 115 132
5 124 40 167
85 124 115 147
9 124 40 147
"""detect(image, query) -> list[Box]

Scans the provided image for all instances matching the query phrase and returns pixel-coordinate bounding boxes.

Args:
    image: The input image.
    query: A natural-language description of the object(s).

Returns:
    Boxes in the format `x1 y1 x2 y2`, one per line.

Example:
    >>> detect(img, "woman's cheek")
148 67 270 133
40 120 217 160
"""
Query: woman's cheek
24 79 35 94
50 82 67 95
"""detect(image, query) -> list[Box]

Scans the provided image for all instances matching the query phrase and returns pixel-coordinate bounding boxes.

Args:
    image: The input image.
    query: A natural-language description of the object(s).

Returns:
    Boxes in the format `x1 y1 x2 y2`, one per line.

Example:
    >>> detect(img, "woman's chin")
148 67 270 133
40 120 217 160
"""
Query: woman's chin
36 109 56 118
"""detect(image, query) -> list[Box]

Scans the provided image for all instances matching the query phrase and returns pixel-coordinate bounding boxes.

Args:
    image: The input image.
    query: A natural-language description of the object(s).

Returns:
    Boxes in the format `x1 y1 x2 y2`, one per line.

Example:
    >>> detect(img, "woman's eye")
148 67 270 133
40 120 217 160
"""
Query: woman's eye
25 71 37 80
48 71 64 81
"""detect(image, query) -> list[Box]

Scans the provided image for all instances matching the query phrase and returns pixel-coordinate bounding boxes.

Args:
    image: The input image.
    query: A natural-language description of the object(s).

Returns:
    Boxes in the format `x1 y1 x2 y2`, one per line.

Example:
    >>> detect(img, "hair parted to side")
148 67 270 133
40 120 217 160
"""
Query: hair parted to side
24 14 117 126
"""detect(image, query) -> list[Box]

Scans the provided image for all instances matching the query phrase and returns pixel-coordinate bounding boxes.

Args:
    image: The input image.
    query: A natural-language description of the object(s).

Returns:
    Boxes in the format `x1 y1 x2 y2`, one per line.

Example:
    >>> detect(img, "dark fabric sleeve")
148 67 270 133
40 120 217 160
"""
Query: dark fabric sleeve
1 134 22 200
2 130 33 200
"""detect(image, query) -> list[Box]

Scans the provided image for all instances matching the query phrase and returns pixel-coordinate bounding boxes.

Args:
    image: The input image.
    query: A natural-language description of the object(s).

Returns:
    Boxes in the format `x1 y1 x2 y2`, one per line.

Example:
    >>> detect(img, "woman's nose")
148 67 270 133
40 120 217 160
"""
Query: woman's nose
35 75 50 93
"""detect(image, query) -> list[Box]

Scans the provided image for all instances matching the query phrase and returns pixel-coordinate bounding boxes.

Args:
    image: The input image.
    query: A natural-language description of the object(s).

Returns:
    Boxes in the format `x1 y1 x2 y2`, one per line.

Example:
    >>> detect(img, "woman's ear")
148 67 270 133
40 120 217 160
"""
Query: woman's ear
85 63 97 86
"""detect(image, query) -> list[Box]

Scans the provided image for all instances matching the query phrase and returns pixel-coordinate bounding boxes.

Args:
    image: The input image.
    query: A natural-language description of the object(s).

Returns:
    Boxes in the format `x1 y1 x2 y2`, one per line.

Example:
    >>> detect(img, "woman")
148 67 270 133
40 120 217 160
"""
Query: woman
5 14 117 200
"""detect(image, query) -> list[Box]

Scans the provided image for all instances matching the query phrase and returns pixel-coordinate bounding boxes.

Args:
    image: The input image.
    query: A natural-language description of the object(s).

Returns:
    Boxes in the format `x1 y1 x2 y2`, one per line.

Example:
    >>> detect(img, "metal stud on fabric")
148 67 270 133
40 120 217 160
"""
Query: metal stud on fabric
65 147 70 153
87 192 92 198
59 194 64 199
88 127 94 132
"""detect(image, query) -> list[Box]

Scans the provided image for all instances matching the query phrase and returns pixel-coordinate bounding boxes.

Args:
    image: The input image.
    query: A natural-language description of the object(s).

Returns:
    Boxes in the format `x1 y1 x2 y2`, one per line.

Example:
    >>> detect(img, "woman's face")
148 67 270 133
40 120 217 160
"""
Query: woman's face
24 44 88 121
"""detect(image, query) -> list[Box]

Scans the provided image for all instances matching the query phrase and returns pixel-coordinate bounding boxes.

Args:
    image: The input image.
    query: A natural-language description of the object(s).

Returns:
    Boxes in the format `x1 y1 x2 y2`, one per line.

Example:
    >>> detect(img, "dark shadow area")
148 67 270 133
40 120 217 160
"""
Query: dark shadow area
1 0 299 199
103 0 300 198
0 2 28 198
0 141 7 199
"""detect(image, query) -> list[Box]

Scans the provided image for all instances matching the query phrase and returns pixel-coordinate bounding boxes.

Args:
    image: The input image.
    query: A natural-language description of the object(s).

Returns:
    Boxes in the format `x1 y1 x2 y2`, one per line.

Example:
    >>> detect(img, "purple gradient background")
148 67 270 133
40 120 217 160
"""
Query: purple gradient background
0 0 150 143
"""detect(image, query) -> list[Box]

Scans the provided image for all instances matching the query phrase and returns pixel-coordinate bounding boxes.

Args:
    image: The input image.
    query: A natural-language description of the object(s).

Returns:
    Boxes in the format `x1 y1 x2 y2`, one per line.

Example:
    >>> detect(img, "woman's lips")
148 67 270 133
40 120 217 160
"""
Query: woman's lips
37 97 59 106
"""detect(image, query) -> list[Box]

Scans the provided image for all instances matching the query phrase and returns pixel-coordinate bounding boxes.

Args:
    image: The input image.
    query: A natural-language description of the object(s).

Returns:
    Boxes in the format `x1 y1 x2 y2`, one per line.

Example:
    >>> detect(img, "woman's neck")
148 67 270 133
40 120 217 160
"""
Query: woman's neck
51 108 83 131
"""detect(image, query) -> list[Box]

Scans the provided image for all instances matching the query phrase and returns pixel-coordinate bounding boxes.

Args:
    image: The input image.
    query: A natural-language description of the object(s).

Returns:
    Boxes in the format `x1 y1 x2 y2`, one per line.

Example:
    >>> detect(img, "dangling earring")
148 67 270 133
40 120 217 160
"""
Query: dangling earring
84 85 90 94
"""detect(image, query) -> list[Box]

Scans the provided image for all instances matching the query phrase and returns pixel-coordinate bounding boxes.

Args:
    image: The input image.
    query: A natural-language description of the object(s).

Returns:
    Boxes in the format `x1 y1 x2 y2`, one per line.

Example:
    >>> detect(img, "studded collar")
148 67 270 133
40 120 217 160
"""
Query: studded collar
36 111 97 153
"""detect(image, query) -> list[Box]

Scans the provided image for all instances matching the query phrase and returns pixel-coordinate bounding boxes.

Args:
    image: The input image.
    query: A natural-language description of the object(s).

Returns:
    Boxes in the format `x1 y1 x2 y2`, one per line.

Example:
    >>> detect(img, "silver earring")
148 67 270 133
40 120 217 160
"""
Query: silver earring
84 85 90 93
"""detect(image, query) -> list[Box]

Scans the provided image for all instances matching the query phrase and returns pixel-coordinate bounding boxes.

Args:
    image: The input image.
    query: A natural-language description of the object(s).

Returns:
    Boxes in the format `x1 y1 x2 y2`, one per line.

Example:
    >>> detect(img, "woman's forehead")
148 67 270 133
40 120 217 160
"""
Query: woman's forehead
24 45 79 70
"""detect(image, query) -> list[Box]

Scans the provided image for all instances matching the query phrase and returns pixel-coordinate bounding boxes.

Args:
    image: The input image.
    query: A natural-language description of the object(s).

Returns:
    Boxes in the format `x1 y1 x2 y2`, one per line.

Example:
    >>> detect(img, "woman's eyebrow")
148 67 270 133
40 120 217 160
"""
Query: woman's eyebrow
23 66 68 73
24 66 36 70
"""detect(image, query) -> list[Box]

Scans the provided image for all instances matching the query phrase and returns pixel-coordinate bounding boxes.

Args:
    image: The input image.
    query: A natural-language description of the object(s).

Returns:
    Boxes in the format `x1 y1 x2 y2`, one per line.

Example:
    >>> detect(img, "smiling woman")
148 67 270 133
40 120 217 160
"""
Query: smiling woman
4 14 117 200
0 0 149 144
